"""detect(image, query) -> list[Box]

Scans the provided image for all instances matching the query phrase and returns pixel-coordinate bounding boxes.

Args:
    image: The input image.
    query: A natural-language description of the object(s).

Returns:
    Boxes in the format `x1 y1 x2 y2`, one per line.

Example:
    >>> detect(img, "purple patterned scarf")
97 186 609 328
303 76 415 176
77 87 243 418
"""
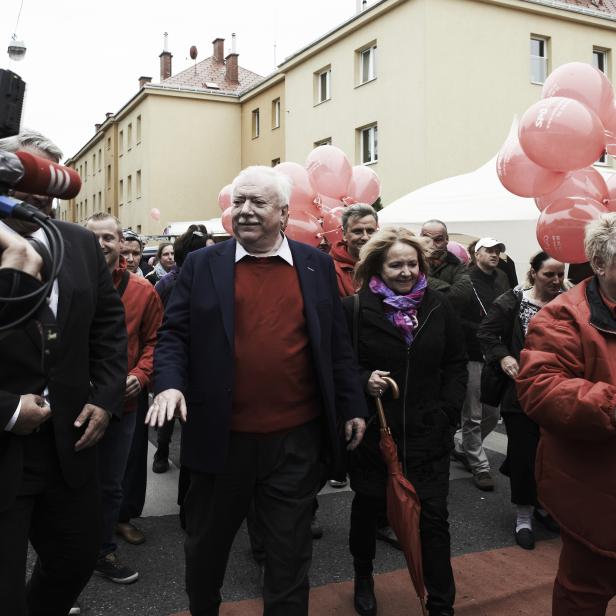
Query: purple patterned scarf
369 273 427 345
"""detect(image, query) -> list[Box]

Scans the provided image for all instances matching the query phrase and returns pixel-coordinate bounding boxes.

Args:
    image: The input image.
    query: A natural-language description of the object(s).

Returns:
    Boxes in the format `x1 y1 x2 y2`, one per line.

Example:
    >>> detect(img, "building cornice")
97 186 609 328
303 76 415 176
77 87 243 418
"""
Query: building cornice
239 72 286 102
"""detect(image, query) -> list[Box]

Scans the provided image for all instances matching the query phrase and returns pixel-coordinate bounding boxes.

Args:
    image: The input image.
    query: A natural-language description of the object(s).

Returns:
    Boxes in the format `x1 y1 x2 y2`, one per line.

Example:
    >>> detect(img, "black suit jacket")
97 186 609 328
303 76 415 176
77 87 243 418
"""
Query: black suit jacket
154 238 368 478
0 221 127 511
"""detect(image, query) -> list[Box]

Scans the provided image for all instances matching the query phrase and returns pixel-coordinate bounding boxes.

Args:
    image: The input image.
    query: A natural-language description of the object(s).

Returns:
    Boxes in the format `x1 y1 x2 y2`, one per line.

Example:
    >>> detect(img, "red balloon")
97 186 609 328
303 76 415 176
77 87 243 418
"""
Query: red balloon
496 135 566 197
149 208 161 221
535 167 608 212
604 174 616 212
316 194 343 211
305 145 352 199
536 197 608 263
276 162 317 215
218 184 232 212
321 206 345 244
221 207 234 236
346 165 381 205
542 62 615 125
519 97 605 172
285 210 322 247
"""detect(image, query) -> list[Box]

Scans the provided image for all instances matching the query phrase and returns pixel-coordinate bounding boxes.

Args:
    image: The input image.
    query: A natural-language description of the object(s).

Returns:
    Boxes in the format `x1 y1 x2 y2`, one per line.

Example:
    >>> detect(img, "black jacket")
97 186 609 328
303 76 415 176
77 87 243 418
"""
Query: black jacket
427 251 471 313
459 265 511 361
342 287 467 497
476 287 524 413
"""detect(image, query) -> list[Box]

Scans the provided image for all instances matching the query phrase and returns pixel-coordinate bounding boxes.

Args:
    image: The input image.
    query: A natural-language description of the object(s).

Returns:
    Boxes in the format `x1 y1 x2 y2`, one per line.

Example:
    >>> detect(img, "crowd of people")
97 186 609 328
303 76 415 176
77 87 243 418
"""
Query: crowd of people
0 129 615 616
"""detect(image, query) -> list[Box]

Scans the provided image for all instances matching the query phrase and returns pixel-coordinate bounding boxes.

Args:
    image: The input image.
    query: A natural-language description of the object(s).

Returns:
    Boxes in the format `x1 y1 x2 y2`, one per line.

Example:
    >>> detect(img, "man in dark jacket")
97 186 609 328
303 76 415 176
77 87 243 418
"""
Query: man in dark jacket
453 237 510 491
420 220 471 312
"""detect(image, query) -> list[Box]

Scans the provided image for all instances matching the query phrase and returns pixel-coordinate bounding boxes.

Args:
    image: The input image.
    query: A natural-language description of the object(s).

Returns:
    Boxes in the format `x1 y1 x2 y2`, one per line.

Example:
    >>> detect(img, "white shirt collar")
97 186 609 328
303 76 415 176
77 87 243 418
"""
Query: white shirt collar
234 235 293 266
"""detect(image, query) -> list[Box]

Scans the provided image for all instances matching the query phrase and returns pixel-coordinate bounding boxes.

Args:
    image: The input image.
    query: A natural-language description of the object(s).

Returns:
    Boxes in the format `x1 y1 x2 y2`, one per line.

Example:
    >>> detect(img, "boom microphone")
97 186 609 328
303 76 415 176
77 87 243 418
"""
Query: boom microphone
13 150 82 199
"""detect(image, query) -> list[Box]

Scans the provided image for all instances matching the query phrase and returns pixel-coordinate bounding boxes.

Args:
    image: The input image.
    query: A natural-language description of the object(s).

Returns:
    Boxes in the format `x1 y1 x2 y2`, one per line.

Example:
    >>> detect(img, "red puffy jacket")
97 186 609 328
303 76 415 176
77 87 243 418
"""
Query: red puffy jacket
517 277 616 559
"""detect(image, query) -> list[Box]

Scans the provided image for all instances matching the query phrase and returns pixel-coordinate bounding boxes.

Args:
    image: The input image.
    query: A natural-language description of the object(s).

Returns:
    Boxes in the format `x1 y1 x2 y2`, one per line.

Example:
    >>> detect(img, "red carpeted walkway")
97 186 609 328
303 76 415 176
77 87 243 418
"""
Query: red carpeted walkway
172 538 616 615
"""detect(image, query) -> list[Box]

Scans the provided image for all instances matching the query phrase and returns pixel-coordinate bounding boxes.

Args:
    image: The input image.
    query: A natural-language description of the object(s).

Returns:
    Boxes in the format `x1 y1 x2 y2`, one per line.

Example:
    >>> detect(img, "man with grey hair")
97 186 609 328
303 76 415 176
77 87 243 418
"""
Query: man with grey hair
420 219 471 311
517 212 616 615
147 165 368 615
0 131 126 615
331 203 378 296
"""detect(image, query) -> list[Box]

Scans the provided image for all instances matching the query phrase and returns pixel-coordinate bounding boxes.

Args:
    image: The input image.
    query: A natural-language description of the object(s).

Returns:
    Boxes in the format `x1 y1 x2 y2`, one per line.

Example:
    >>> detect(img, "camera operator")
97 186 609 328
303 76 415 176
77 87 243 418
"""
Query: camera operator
0 130 127 616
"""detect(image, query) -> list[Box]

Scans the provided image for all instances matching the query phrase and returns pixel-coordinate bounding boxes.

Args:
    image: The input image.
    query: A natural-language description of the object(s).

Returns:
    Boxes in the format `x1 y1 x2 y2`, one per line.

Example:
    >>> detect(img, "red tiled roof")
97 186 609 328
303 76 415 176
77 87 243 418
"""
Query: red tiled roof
160 56 263 95
562 0 616 14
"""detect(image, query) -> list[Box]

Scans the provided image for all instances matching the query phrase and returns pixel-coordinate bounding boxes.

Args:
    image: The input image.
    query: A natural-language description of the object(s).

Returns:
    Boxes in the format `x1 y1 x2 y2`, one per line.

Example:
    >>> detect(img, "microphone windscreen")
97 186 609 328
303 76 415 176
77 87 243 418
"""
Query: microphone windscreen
14 150 81 199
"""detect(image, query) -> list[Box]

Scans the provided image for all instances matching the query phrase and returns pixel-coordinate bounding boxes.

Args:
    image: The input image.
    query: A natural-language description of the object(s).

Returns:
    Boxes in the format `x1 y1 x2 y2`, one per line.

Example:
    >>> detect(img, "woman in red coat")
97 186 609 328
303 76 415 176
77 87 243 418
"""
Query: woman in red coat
516 213 616 615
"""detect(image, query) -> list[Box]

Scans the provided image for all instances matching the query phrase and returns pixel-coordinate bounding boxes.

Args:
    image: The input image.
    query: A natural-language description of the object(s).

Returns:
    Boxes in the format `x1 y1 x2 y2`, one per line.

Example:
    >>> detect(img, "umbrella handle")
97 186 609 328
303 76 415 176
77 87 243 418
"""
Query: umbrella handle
374 376 399 431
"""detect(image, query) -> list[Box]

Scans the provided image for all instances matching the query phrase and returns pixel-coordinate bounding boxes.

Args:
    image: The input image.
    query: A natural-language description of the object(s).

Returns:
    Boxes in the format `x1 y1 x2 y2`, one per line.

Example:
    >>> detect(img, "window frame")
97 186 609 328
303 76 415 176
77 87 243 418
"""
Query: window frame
272 98 281 129
252 108 260 139
530 35 549 85
315 67 331 105
358 44 377 85
359 124 378 165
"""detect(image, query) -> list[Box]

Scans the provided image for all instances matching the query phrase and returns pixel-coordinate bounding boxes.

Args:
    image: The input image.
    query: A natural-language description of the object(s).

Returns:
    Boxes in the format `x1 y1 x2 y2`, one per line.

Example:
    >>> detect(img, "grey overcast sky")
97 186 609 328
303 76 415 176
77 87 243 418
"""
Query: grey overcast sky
1 0 374 160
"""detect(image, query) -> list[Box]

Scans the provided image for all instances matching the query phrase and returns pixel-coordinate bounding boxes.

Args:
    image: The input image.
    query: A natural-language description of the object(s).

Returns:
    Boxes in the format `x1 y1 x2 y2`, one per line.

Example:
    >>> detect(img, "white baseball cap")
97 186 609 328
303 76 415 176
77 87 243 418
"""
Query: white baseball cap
475 237 506 253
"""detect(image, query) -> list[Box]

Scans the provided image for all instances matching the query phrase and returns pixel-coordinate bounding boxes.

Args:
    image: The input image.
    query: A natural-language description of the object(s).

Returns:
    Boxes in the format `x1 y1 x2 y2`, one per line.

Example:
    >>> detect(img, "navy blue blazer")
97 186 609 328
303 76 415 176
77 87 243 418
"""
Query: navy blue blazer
153 238 368 476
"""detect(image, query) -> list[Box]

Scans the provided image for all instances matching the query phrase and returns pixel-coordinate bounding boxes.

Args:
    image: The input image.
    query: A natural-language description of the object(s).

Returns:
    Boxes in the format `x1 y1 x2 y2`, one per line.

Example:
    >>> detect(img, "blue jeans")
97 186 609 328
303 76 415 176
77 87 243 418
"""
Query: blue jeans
97 411 137 556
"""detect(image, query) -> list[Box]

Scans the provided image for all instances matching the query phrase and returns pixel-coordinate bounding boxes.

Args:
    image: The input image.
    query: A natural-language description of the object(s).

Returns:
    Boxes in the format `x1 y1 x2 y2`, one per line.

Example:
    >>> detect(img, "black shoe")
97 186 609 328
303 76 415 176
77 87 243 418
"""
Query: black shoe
354 575 377 616
311 515 323 539
375 525 401 550
152 450 170 474
534 509 560 533
473 471 495 491
94 552 139 584
515 527 535 550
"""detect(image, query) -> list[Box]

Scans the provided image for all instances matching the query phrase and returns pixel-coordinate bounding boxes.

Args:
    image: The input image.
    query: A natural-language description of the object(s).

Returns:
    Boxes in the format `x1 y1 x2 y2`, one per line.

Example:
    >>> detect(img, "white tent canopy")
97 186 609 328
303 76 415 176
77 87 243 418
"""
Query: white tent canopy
378 156 615 280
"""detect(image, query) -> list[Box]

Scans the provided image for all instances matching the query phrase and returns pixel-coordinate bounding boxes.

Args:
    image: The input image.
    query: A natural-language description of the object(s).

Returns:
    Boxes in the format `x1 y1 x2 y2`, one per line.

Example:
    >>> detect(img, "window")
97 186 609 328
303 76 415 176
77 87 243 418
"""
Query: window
136 170 142 197
92 153 96 173
84 198 88 216
530 36 548 84
315 67 331 104
137 115 142 143
84 161 88 179
127 175 132 202
271 158 280 167
593 48 608 73
359 124 378 164
98 191 102 211
119 130 124 155
107 137 111 150
252 109 260 138
98 148 102 171
137 224 142 234
92 193 96 211
106 164 111 189
314 137 332 147
359 45 377 84
119 179 124 205
127 123 132 150
272 98 281 129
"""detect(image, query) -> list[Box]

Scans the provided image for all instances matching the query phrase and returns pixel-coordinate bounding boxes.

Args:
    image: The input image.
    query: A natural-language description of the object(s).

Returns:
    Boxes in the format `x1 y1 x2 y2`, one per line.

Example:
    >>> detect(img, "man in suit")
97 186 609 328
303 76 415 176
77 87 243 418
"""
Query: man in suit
147 165 368 616
0 130 127 616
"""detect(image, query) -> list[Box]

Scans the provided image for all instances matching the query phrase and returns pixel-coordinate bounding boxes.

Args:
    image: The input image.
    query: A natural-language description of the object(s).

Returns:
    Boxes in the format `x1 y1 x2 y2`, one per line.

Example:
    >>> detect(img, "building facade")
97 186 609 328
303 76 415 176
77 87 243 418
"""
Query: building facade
58 0 616 235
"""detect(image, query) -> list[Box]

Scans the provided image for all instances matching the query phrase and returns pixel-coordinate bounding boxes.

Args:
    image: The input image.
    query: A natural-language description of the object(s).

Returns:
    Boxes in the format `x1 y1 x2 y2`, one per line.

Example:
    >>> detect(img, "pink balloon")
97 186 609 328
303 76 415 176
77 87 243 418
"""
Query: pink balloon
535 167 608 212
497 135 567 197
542 62 615 125
218 184 232 212
519 97 606 172
221 207 234 236
305 145 352 199
604 174 616 212
536 197 608 263
603 102 616 156
321 206 345 244
316 194 343 212
285 210 322 247
149 208 161 221
346 165 381 205
447 241 470 265
276 162 317 213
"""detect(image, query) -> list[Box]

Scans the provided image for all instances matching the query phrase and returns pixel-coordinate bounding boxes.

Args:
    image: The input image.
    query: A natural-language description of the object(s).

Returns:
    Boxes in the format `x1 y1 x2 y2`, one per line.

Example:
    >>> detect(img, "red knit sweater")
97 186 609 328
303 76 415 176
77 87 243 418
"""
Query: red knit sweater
231 256 322 433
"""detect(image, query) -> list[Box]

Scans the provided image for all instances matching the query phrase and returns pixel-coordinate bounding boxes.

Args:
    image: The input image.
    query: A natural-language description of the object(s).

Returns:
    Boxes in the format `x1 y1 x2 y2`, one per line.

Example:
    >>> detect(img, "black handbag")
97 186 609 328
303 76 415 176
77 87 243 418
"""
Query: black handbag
480 360 508 406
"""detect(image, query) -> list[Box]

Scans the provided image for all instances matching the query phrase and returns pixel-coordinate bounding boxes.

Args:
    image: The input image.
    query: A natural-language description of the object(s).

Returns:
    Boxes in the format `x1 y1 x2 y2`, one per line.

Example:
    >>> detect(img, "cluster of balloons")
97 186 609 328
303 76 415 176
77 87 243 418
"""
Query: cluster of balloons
218 145 381 247
496 62 616 263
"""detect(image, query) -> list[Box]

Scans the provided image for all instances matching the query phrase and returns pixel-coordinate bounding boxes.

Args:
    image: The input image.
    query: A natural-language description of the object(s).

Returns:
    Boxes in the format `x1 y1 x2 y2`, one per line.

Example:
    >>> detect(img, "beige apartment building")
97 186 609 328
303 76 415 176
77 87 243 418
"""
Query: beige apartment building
58 0 616 235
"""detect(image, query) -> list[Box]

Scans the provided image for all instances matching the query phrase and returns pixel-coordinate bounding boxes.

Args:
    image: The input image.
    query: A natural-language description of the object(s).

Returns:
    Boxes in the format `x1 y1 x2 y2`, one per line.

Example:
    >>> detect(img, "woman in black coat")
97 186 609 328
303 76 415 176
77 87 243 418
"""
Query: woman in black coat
342 227 467 616
477 252 565 550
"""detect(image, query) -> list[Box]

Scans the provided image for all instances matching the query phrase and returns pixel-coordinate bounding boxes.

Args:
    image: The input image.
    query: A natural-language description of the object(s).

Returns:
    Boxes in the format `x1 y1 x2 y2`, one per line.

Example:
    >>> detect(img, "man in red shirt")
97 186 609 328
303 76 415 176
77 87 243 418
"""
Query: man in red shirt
84 214 163 585
331 203 378 297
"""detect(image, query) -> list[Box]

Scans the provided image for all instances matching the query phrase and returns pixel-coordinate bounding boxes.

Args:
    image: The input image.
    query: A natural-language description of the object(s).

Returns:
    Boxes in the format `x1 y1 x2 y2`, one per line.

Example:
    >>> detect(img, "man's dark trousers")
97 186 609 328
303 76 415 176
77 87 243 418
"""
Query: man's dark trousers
0 425 100 616
184 419 323 616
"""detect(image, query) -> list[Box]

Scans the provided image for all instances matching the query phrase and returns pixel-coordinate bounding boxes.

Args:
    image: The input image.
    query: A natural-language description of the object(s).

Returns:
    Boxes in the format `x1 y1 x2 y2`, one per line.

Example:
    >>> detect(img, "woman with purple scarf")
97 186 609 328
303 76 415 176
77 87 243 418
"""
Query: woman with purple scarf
342 227 467 616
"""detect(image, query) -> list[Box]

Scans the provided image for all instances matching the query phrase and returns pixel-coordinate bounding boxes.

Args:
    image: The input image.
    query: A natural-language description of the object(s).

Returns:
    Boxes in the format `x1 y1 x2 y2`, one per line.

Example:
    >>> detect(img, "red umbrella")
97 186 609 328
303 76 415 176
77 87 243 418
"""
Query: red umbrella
375 376 427 616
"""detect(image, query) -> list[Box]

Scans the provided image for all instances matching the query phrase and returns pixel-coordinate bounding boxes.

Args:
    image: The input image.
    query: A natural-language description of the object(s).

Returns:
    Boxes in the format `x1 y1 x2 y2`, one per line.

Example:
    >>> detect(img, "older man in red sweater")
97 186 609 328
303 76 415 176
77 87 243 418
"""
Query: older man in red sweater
147 166 368 616
85 214 163 586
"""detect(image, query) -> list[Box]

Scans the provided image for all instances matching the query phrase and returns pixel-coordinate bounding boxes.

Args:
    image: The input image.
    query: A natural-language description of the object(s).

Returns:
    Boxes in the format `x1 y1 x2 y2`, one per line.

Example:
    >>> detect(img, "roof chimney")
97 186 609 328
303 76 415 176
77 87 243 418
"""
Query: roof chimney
212 37 224 63
159 32 173 81
225 52 239 83
105 112 113 119
95 123 101 132
231 33 237 53
139 76 152 89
